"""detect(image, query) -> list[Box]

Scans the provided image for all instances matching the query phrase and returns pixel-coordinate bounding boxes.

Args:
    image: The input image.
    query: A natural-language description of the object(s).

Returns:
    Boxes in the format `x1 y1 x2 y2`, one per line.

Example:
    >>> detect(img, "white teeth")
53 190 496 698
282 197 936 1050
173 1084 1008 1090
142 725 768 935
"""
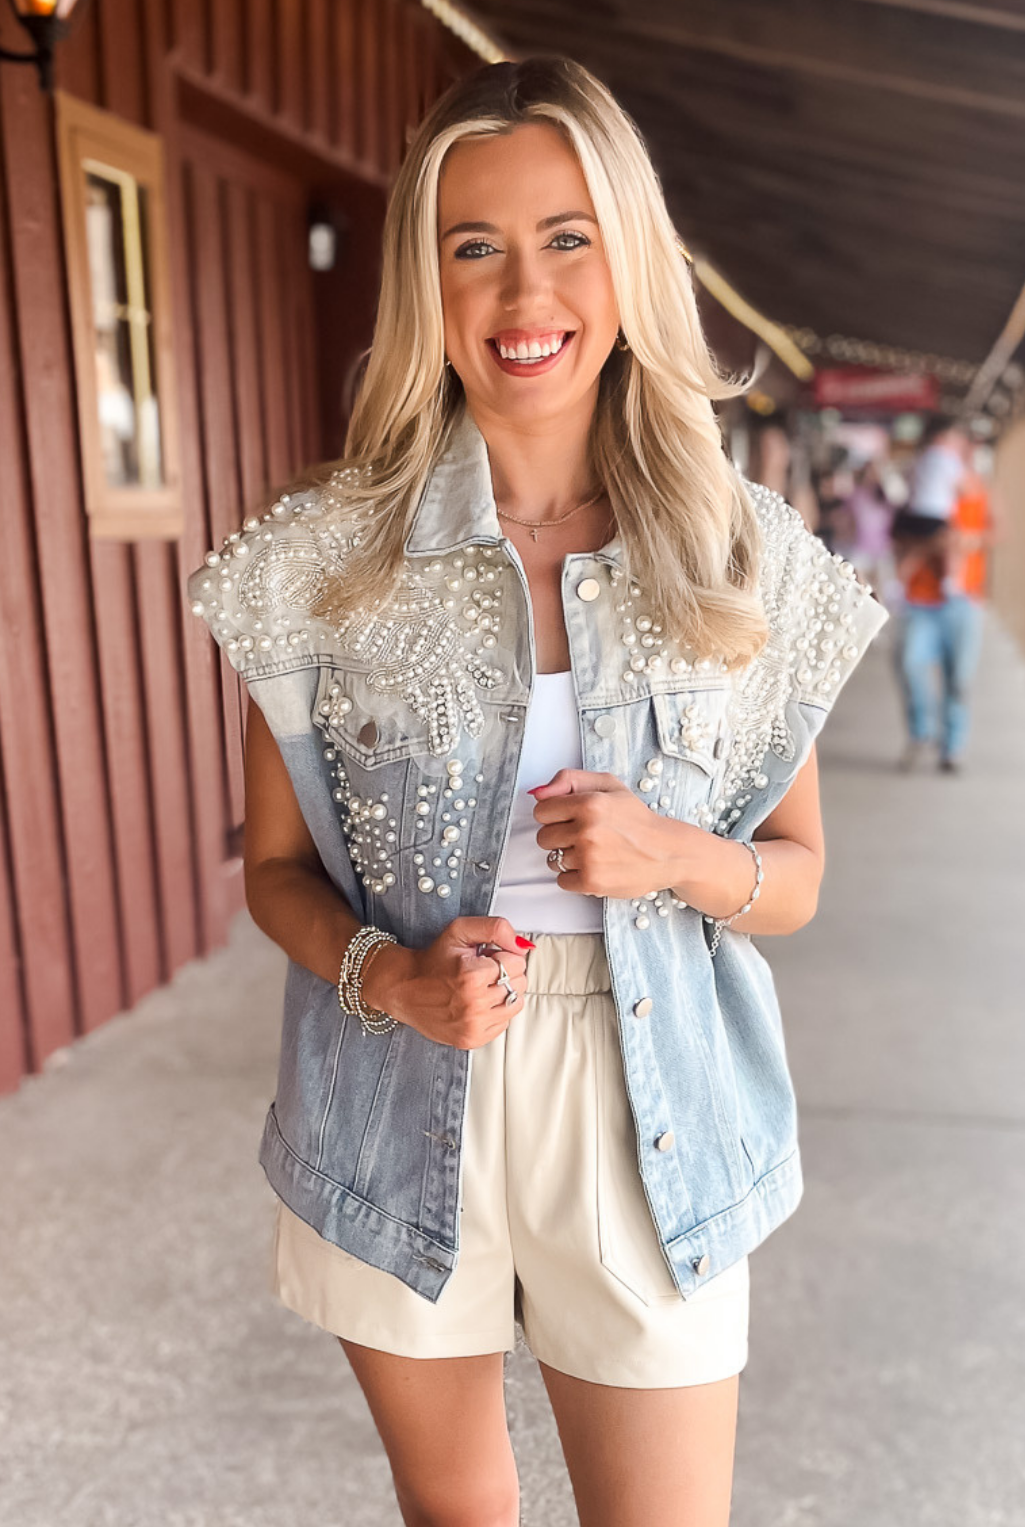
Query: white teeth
496 334 566 361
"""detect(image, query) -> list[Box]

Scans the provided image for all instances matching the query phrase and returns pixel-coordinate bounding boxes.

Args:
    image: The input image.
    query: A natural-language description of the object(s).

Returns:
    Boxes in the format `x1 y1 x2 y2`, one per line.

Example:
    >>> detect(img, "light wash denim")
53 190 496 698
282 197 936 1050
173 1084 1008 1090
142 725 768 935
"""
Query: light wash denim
187 405 889 1303
896 594 983 759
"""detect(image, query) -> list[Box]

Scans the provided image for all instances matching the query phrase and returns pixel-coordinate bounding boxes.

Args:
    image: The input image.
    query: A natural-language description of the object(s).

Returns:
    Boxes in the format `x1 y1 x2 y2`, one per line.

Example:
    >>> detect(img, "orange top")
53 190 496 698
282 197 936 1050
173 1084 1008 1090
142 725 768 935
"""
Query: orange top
903 489 990 605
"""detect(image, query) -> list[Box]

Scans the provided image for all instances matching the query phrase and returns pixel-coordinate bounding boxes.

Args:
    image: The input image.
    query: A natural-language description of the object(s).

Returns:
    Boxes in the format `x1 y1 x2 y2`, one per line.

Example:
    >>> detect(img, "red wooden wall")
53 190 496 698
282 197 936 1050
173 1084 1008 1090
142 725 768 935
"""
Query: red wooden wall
0 0 475 1093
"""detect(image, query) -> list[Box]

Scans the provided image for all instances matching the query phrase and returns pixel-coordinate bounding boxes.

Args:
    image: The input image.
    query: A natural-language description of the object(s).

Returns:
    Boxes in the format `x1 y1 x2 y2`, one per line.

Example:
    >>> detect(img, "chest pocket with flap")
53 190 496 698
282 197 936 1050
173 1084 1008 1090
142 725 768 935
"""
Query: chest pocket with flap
313 667 433 768
649 686 731 817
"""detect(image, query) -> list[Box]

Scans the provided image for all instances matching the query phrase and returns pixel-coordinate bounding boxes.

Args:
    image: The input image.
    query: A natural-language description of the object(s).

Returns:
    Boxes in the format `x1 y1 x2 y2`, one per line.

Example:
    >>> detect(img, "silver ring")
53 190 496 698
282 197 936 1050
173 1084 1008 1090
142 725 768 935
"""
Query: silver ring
546 847 566 873
494 959 518 1007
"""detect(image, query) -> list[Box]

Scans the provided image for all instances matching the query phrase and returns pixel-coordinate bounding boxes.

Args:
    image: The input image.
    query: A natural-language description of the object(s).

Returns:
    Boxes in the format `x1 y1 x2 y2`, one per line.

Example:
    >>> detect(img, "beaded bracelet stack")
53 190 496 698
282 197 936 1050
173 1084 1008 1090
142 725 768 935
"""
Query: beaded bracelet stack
705 840 764 958
337 924 399 1035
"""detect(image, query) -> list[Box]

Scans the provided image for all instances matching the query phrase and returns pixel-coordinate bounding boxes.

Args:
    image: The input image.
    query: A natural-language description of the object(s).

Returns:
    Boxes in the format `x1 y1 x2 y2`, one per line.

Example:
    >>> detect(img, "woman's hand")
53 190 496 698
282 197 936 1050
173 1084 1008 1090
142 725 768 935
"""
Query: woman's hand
530 769 707 899
361 917 530 1050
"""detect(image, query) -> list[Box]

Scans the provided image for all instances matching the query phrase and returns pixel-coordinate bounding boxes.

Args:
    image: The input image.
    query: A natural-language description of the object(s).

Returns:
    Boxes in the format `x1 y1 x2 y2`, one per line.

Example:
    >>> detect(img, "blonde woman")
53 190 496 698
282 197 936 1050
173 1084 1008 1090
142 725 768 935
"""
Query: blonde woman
188 56 888 1527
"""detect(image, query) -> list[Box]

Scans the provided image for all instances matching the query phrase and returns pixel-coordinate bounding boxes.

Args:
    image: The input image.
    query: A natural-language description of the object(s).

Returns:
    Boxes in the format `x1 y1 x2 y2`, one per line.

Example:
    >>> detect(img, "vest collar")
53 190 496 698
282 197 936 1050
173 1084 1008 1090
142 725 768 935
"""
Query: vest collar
403 403 624 568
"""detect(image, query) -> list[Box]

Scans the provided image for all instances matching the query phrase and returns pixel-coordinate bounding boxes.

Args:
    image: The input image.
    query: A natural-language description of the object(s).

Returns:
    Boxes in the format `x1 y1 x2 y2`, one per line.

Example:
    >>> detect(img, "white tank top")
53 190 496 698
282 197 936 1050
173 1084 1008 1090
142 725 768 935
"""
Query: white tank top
489 671 604 935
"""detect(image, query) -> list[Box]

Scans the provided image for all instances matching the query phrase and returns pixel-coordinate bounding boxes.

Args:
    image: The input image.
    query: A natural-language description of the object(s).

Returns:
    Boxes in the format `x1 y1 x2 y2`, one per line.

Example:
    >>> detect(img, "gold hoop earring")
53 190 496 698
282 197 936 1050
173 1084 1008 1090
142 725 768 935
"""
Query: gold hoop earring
615 329 630 352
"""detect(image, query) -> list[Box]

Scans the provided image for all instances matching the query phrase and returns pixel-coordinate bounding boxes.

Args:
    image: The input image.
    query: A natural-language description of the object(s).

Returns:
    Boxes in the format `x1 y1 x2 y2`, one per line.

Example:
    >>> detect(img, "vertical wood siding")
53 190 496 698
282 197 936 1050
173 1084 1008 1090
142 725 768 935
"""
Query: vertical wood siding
0 0 475 1093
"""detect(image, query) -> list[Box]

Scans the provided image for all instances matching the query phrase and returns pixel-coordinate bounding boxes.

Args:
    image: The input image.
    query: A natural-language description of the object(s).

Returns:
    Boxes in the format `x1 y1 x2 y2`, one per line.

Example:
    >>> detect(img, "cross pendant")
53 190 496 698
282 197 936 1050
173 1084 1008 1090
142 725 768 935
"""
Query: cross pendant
530 527 540 542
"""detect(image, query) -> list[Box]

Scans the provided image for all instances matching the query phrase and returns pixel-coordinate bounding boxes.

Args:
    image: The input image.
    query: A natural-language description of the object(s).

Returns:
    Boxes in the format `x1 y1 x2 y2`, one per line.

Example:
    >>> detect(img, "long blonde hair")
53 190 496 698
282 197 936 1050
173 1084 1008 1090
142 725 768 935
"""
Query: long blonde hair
298 55 769 669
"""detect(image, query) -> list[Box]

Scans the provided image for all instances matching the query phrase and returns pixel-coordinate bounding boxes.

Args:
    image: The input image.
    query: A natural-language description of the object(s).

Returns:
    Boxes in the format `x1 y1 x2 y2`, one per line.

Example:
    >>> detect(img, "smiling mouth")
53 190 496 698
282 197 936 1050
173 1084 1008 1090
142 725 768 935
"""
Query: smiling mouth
486 331 575 368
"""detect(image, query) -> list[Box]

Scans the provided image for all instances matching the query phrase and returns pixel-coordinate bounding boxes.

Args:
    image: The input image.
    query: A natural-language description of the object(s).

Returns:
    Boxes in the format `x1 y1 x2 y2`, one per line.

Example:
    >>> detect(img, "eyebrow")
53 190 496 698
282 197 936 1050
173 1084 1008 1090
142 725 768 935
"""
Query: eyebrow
440 211 598 241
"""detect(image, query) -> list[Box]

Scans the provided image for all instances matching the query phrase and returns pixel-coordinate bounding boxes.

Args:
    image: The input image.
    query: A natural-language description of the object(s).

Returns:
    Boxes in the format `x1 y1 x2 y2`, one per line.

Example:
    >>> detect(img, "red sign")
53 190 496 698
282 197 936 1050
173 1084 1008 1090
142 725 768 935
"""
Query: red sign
812 367 939 412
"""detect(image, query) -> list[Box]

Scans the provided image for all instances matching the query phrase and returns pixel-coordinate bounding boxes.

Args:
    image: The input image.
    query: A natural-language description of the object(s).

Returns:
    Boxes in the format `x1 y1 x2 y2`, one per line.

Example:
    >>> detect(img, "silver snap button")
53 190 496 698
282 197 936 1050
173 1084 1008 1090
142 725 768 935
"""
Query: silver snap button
655 1130 675 1152
593 714 616 738
576 577 601 602
693 1253 710 1276
633 996 653 1018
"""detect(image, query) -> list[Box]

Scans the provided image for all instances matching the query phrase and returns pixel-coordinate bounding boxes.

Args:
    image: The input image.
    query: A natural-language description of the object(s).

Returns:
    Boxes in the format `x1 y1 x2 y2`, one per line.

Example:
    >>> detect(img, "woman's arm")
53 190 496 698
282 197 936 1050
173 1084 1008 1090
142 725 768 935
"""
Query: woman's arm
243 701 410 1006
242 703 526 1031
532 744 825 938
667 744 825 936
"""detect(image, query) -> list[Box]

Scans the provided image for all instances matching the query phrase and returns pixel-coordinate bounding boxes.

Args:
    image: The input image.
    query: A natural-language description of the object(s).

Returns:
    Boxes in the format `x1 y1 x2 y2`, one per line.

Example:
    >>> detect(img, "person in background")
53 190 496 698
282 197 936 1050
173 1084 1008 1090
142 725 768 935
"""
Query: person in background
746 412 820 532
751 418 791 498
843 459 894 593
893 435 995 774
811 463 852 554
891 417 969 596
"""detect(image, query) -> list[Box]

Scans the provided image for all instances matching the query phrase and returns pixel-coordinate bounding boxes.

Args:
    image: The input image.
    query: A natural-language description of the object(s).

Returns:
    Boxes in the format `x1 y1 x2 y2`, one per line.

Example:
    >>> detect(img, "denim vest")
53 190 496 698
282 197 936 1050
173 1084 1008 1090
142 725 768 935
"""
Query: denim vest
187 406 889 1303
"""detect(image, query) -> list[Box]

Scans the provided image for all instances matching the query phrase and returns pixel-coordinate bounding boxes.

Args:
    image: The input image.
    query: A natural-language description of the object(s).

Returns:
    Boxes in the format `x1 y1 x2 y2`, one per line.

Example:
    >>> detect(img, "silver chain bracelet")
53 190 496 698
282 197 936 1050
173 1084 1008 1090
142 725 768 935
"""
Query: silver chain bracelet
337 924 399 1035
706 841 763 958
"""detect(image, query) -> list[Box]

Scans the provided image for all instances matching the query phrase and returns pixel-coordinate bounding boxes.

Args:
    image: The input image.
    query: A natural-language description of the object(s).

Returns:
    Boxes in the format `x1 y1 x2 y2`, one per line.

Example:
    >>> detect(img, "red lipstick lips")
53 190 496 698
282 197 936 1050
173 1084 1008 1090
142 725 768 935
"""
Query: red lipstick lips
487 330 575 377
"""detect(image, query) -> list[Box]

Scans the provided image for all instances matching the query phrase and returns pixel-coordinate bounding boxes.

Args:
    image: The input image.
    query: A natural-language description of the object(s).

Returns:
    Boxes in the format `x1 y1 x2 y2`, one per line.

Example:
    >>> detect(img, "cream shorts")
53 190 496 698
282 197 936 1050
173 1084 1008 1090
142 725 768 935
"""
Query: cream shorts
269 931 749 1389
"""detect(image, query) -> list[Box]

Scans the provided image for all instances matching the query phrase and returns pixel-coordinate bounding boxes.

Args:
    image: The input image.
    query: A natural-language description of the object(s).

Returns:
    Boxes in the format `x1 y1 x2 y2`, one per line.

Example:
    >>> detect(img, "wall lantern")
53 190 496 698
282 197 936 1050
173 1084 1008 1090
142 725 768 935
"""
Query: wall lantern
0 0 90 93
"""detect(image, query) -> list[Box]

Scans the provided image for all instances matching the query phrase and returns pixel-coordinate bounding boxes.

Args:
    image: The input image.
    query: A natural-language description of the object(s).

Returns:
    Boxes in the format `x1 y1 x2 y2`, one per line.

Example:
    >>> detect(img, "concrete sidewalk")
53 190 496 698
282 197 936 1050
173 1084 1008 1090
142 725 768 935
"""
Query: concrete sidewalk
2 605 1023 1527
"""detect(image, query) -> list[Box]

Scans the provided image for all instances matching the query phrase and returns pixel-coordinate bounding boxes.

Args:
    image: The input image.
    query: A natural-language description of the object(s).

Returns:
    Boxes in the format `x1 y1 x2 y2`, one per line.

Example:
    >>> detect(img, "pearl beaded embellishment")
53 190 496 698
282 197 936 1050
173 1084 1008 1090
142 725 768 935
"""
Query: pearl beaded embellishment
708 482 876 837
612 565 729 688
334 563 503 756
320 737 399 897
412 766 482 897
317 678 480 901
190 471 880 924
188 479 508 759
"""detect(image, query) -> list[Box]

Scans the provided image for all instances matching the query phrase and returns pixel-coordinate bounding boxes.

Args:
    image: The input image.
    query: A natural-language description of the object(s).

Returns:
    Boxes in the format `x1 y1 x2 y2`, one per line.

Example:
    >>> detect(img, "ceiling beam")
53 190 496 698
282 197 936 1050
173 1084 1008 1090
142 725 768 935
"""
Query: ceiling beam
480 1 1025 120
855 0 1025 34
961 280 1025 413
609 19 1025 120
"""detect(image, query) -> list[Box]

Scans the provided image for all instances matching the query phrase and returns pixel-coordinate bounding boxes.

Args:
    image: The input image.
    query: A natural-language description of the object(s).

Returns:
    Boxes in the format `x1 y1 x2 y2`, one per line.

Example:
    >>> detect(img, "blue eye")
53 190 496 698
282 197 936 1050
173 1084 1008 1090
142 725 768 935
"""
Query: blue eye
452 231 592 260
453 240 495 260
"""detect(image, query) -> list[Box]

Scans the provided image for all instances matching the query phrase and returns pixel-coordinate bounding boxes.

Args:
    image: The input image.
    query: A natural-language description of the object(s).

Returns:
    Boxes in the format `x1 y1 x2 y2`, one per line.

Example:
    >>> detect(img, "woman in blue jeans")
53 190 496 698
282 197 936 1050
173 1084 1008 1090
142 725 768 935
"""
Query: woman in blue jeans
892 474 988 772
895 591 984 773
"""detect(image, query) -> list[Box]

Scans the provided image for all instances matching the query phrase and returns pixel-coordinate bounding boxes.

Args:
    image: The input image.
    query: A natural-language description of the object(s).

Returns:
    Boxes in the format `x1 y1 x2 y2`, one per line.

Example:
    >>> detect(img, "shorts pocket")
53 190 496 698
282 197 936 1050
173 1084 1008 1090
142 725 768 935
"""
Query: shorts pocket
593 1004 682 1307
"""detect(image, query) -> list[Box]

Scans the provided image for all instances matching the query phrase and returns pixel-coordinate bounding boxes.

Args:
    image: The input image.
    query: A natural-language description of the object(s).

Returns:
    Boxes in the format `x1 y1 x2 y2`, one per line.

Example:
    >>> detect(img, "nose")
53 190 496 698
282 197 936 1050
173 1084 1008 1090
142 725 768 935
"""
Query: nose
499 244 551 311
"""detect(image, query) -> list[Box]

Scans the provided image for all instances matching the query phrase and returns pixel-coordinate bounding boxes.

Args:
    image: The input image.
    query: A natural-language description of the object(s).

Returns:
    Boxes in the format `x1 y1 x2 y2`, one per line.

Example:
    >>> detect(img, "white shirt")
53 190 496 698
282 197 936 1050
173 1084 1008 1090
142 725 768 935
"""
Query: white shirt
489 671 604 934
909 443 965 519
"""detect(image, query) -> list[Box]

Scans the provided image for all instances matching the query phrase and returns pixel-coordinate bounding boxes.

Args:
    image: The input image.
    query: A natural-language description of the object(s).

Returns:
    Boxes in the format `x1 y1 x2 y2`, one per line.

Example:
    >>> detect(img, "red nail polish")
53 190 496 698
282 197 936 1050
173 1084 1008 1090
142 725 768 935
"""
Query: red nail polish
526 786 542 796
515 935 536 949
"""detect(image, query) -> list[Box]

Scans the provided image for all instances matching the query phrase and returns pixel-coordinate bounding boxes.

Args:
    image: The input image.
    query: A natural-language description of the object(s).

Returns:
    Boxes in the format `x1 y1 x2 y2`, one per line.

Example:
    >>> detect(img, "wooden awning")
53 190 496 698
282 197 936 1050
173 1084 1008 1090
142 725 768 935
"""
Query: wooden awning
464 0 1025 407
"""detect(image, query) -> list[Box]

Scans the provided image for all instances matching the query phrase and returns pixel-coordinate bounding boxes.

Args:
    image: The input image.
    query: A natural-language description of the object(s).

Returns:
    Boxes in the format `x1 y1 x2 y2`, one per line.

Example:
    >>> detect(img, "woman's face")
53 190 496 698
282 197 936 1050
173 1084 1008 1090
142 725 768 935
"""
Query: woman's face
437 121 620 427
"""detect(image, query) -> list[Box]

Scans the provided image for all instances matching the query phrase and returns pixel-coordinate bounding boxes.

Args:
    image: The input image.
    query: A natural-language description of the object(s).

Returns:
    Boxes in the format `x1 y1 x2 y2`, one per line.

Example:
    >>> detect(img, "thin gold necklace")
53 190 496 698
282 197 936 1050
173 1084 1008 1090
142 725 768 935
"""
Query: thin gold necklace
496 484 605 542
